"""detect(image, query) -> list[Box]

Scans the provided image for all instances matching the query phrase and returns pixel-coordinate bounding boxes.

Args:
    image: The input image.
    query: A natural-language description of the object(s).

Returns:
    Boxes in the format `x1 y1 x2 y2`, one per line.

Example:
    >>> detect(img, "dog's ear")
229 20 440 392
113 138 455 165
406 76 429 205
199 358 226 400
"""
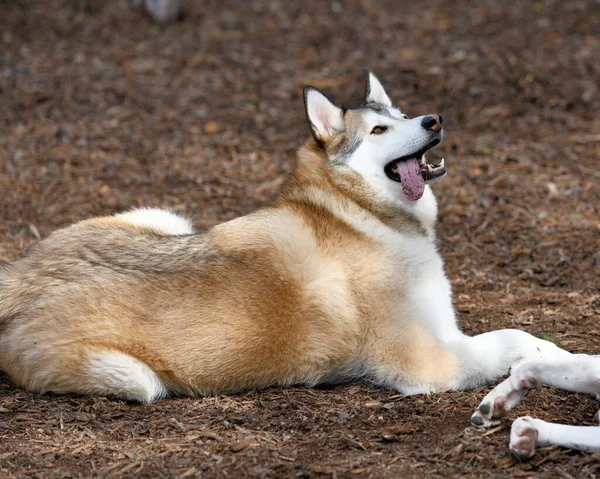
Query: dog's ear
365 70 392 107
303 86 344 143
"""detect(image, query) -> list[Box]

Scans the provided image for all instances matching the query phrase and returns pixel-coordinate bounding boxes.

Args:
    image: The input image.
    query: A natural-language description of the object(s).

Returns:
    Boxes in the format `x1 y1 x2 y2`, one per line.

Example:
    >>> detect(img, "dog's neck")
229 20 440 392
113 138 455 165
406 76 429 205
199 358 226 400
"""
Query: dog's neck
274 140 439 238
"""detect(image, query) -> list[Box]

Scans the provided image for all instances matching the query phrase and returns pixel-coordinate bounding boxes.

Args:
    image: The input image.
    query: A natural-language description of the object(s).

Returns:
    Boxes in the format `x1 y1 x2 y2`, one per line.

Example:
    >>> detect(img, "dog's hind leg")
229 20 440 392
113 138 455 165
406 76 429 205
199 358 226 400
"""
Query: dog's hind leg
471 355 600 427
10 345 169 403
509 416 600 459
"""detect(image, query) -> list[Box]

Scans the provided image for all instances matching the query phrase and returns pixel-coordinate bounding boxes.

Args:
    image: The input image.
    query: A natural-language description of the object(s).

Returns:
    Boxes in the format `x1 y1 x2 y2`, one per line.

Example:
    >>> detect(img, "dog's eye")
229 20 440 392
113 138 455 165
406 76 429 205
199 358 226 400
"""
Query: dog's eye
371 126 387 135
401 114 408 119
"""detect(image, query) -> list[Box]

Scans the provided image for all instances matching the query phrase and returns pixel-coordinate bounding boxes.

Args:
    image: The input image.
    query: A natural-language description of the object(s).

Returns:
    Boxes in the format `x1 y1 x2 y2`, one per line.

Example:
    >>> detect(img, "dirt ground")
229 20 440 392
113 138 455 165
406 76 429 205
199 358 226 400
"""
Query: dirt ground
0 0 599 477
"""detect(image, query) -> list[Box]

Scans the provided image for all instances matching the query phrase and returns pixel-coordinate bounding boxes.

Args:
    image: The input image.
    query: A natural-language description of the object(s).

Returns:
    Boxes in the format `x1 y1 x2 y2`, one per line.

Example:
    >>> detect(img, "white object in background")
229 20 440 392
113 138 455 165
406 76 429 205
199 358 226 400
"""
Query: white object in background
133 0 183 23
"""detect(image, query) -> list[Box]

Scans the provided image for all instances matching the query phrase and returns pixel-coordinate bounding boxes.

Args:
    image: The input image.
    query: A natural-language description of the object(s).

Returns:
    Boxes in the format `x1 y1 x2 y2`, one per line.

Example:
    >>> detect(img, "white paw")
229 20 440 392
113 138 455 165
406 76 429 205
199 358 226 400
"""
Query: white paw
509 416 538 460
471 394 507 428
471 367 534 428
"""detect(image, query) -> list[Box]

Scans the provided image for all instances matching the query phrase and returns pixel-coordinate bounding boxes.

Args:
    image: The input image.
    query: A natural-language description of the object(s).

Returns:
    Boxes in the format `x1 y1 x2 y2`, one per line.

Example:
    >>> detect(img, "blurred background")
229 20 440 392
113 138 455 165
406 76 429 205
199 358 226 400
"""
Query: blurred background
0 1 598 477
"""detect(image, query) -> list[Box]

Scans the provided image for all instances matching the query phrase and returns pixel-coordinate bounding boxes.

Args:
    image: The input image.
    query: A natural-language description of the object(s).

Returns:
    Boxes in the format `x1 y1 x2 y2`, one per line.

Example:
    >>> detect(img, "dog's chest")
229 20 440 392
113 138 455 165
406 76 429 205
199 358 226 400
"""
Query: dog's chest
387 230 442 283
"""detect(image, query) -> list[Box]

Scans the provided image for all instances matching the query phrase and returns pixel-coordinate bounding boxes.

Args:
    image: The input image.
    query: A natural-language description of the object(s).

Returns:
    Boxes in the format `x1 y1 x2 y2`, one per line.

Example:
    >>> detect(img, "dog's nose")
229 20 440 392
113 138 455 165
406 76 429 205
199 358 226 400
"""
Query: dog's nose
421 114 443 132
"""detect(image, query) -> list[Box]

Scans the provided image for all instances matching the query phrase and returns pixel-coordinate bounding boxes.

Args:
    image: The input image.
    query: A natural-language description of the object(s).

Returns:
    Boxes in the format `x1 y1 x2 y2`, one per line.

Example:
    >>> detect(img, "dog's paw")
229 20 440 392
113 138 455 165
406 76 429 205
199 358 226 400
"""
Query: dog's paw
509 417 538 460
471 395 507 428
471 368 534 428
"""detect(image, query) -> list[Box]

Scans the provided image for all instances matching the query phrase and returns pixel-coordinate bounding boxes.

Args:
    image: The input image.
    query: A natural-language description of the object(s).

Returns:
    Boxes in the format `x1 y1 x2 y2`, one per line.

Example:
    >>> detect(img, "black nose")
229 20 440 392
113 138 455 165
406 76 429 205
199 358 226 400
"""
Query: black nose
421 114 443 132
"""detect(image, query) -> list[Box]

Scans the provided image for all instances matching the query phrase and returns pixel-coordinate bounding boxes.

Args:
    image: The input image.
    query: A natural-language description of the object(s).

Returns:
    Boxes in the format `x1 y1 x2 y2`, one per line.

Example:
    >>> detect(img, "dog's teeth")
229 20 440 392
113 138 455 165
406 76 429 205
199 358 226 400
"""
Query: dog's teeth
440 158 445 167
427 164 434 172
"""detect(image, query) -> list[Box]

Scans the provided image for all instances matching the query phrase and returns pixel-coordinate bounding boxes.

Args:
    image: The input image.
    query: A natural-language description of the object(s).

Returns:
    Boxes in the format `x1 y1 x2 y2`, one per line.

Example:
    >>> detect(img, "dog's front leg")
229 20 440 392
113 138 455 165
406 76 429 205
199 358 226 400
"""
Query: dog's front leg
443 329 573 391
471 355 600 427
508 417 600 459
361 327 571 395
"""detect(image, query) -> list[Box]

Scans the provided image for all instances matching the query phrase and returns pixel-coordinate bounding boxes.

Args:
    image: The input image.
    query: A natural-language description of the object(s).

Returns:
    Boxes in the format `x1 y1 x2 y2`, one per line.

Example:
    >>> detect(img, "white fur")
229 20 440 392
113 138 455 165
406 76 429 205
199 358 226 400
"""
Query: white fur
86 350 168 403
116 207 194 235
366 71 392 107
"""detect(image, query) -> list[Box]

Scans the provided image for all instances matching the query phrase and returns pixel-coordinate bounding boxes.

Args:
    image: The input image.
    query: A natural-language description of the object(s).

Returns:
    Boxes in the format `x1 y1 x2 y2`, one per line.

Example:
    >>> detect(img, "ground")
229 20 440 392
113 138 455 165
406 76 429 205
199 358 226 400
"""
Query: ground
0 0 599 477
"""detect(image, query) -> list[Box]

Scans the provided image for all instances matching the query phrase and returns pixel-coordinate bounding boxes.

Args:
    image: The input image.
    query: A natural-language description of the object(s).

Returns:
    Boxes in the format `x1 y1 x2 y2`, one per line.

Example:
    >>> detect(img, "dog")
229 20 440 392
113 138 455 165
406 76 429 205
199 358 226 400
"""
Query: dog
471 355 600 458
0 71 572 403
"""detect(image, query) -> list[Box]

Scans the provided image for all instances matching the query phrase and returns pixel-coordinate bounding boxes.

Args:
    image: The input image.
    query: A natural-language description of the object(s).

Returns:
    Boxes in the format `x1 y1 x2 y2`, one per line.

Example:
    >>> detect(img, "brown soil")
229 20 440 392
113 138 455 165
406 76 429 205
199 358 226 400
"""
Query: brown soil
1 0 599 477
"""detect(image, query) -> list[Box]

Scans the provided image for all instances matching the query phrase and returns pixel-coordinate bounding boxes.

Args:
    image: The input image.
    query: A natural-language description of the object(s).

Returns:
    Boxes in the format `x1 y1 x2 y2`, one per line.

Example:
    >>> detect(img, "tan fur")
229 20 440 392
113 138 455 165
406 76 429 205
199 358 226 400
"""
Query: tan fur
0 140 460 400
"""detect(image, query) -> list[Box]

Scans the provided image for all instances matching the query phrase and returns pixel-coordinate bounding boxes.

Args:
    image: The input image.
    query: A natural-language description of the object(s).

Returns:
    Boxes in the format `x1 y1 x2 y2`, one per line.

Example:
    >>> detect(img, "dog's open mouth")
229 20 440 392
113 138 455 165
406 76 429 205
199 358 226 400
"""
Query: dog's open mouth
384 139 446 202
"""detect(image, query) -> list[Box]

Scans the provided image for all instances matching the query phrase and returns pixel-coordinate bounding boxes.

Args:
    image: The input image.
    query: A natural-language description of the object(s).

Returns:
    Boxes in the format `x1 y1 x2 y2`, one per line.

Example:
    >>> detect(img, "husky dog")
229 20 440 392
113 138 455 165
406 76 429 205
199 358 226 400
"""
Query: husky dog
0 71 572 403
471 356 600 458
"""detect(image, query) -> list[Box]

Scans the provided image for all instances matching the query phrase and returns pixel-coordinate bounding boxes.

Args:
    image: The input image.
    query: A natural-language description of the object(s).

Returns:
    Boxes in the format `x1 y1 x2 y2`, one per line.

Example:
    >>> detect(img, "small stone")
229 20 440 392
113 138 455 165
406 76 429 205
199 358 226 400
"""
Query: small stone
204 121 221 135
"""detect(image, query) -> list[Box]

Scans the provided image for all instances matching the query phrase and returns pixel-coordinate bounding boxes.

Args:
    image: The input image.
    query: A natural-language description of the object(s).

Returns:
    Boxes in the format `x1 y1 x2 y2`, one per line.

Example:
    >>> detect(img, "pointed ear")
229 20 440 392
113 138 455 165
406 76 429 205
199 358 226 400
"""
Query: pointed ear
303 86 345 142
365 70 392 107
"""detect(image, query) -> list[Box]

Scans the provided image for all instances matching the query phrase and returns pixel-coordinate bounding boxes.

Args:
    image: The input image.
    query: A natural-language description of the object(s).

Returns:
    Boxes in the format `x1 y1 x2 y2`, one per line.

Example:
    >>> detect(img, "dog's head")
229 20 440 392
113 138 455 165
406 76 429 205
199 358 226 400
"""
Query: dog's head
303 71 446 203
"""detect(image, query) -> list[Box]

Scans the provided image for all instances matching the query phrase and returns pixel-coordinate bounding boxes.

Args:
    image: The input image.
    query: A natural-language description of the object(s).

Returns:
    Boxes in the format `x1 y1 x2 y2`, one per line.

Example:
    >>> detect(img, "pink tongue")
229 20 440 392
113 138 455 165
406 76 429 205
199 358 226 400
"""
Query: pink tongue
397 158 425 201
